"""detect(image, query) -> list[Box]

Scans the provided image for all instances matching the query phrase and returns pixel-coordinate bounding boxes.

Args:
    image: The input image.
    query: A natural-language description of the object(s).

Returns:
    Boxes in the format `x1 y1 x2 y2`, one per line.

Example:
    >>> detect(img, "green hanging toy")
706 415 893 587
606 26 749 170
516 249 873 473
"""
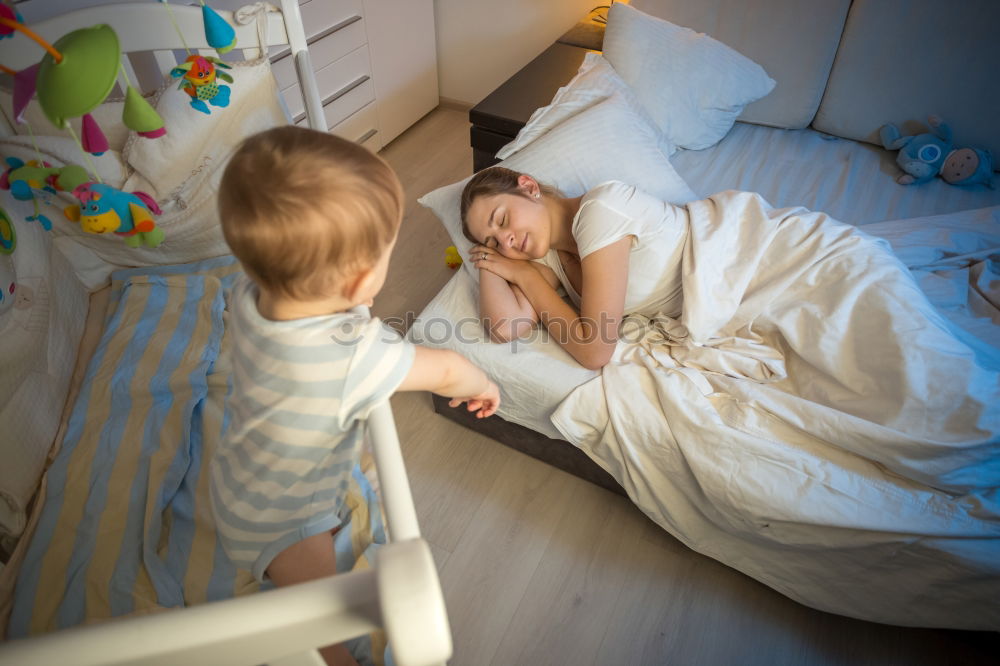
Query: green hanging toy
1 16 168 152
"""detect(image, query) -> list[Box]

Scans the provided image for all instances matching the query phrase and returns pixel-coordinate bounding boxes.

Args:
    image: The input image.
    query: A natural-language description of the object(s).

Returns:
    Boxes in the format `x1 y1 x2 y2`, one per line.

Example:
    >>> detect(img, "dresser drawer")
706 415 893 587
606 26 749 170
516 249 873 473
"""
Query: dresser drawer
321 78 375 131
293 77 375 132
270 2 367 90
301 102 381 150
330 101 379 145
359 130 381 153
283 45 373 123
301 0 363 39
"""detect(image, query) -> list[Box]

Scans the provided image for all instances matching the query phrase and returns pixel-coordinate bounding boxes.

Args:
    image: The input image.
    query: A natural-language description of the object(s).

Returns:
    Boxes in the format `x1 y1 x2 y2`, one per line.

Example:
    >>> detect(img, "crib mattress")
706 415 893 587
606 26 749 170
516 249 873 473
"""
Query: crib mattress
411 122 1000 439
1 257 387 650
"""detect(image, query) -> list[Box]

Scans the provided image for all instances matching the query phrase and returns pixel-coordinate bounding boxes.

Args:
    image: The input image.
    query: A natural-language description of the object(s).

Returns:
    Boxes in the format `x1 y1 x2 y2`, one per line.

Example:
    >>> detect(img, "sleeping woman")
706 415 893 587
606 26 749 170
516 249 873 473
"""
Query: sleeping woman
462 167 683 370
460 166 999 494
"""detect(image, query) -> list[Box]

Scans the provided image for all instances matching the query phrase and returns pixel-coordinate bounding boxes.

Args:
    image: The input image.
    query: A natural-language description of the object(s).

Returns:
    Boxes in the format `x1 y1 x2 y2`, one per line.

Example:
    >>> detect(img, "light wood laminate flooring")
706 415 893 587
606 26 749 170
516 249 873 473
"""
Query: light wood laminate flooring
371 107 999 666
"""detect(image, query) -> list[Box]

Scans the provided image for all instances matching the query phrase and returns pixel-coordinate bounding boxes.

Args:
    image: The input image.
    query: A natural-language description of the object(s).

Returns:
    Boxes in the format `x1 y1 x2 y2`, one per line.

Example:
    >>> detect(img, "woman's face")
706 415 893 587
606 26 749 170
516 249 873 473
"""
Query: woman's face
465 186 550 260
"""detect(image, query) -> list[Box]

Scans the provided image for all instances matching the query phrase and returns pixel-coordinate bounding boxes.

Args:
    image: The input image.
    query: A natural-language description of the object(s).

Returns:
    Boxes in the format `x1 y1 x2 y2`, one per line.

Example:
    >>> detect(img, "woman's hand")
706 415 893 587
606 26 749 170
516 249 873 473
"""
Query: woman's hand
469 244 531 285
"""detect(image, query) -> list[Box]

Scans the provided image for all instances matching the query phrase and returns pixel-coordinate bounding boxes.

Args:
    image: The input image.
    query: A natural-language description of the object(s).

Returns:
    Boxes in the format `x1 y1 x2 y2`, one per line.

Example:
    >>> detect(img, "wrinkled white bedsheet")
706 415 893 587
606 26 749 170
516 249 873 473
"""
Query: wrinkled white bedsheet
552 192 1000 630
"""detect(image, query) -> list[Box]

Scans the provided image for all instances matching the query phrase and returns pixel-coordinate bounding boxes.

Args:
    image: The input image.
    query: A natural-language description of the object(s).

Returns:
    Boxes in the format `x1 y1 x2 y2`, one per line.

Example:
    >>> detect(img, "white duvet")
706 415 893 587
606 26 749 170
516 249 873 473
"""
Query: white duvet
551 191 1000 630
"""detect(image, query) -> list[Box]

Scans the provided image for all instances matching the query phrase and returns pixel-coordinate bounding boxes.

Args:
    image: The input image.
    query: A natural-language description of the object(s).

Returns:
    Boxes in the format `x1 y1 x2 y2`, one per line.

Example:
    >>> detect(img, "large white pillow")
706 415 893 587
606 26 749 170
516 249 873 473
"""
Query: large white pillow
124 55 287 200
629 0 851 130
497 52 675 160
419 91 697 282
603 2 775 151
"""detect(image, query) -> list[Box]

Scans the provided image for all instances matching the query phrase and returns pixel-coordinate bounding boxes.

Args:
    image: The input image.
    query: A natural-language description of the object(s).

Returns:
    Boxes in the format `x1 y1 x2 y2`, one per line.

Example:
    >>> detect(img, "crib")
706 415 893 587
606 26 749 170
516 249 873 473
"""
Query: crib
0 2 451 665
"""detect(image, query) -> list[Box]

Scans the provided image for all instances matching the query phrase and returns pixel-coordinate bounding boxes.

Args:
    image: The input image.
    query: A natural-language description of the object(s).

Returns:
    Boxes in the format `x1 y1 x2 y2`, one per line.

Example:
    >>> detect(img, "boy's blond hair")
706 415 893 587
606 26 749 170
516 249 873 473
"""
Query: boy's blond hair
219 126 404 301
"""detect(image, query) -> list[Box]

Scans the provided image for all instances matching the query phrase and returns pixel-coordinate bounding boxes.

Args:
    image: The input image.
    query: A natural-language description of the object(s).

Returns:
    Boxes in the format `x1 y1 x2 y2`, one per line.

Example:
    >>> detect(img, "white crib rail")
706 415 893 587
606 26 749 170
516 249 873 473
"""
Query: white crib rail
0 2 451 664
0 539 449 666
0 422 451 666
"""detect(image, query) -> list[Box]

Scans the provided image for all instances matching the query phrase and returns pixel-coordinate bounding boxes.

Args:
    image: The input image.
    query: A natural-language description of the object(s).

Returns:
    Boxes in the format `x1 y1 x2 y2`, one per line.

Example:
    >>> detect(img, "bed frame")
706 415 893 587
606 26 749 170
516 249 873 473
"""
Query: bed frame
0 3 451 665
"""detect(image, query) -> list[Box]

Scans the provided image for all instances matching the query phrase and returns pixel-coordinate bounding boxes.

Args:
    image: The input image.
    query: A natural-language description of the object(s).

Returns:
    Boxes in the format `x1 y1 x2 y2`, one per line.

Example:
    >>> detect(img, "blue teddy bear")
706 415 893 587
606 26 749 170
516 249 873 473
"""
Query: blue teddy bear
879 115 994 187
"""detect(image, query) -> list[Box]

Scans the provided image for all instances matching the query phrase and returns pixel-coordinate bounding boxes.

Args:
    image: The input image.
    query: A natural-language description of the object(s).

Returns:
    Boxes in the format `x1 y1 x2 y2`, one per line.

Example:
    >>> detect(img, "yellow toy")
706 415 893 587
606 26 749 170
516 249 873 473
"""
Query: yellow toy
445 245 462 270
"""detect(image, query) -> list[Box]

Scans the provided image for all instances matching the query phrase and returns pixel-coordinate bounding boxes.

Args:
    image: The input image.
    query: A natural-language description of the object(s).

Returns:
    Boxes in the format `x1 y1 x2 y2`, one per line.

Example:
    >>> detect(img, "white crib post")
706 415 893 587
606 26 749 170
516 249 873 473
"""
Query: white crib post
368 404 423 542
278 0 325 132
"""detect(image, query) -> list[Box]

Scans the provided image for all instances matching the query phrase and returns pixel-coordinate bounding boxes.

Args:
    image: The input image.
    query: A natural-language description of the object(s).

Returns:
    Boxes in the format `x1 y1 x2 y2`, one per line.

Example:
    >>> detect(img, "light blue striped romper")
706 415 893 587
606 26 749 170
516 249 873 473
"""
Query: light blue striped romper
210 276 414 581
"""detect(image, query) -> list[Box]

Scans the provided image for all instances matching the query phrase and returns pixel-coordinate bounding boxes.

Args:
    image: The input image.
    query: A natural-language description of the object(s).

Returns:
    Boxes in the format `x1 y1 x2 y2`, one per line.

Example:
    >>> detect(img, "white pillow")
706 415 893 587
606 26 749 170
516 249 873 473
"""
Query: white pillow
497 52 675 160
603 2 775 150
419 91 697 282
124 55 287 200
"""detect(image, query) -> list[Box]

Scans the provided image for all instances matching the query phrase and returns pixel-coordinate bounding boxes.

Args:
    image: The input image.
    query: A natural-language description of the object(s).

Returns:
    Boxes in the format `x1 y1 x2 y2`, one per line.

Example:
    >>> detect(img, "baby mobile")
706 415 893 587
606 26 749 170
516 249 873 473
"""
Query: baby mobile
0 0 238 248
0 3 90 231
160 0 236 114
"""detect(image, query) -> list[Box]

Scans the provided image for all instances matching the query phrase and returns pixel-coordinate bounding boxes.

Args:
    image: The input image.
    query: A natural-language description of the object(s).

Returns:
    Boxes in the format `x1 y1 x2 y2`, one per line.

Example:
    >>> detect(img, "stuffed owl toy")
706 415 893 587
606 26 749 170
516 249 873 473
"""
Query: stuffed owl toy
880 116 994 188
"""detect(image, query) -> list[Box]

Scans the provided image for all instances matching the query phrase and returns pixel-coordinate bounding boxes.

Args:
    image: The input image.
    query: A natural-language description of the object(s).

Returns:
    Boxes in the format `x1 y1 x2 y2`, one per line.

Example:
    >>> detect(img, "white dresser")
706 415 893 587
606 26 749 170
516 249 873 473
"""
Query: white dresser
266 0 439 151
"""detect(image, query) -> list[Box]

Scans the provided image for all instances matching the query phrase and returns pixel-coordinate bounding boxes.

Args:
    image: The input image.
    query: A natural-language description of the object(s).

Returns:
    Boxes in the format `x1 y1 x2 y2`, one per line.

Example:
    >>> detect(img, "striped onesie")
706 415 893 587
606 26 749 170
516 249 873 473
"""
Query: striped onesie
210 276 414 581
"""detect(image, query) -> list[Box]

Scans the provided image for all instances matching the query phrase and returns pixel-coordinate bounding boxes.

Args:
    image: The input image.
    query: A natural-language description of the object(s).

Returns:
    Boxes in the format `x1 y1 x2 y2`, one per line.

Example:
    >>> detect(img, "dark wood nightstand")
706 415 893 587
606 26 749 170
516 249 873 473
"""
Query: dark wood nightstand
468 43 589 172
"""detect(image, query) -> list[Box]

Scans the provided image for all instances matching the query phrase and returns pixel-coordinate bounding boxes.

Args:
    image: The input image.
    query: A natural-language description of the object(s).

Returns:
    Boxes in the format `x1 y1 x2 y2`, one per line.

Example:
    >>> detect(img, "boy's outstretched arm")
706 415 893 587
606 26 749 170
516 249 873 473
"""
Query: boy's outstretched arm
397 346 500 418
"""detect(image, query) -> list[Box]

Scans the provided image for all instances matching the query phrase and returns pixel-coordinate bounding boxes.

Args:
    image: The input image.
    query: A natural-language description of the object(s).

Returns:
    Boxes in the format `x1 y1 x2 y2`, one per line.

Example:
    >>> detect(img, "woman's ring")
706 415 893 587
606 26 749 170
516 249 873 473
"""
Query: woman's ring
481 252 487 261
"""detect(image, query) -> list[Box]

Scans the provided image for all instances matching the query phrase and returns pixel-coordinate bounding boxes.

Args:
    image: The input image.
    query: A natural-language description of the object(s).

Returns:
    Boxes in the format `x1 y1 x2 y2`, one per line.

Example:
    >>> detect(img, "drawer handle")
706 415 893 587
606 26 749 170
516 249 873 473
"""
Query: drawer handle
357 129 377 143
292 75 371 124
323 75 370 106
271 15 363 63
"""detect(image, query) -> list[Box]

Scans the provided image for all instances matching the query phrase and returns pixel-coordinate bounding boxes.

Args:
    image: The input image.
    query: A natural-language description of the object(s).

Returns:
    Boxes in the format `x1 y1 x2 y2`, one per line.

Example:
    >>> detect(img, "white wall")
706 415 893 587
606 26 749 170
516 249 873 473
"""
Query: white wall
433 0 597 106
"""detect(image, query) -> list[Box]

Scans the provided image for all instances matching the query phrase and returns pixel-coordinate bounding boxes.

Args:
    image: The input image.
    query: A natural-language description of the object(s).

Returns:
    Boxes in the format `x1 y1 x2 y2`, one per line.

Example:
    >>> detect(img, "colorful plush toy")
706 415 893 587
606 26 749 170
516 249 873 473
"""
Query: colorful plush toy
1 157 89 230
0 253 15 317
0 3 23 40
170 54 233 114
64 183 165 248
2 158 90 198
0 207 16 317
445 245 463 270
0 206 15 253
880 116 994 187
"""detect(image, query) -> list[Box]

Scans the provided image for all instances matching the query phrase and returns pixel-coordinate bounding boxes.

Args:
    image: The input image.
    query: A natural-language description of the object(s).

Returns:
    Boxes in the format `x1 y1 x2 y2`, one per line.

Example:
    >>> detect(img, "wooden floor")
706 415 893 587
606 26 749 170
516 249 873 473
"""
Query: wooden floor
371 107 1000 666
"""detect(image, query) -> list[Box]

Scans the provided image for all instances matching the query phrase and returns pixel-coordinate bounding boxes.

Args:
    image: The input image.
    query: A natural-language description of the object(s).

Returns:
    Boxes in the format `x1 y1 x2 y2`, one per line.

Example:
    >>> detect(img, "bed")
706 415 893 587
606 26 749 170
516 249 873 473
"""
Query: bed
409 0 1000 631
0 3 450 665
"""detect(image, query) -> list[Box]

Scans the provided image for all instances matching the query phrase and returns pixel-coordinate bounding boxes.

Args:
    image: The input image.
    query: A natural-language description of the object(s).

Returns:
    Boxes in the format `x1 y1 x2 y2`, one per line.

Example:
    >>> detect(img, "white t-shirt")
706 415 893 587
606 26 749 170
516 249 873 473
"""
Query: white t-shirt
539 181 688 317
210 276 414 581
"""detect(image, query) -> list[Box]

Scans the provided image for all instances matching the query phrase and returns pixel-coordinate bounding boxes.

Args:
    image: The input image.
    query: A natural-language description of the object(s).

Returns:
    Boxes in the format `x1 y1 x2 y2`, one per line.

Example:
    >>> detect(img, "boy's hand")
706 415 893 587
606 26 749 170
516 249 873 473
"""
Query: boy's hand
448 380 501 418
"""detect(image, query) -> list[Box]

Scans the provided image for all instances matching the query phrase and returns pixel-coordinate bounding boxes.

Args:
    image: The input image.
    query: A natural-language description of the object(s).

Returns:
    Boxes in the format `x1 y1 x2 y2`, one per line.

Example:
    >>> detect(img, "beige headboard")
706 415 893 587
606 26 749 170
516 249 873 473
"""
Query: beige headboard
630 0 852 130
812 0 1000 160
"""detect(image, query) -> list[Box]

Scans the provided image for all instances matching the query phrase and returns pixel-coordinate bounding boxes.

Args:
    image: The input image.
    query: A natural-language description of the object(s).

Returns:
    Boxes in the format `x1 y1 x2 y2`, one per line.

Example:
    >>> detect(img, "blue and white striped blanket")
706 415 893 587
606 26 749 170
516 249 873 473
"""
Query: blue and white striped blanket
5 256 386 660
